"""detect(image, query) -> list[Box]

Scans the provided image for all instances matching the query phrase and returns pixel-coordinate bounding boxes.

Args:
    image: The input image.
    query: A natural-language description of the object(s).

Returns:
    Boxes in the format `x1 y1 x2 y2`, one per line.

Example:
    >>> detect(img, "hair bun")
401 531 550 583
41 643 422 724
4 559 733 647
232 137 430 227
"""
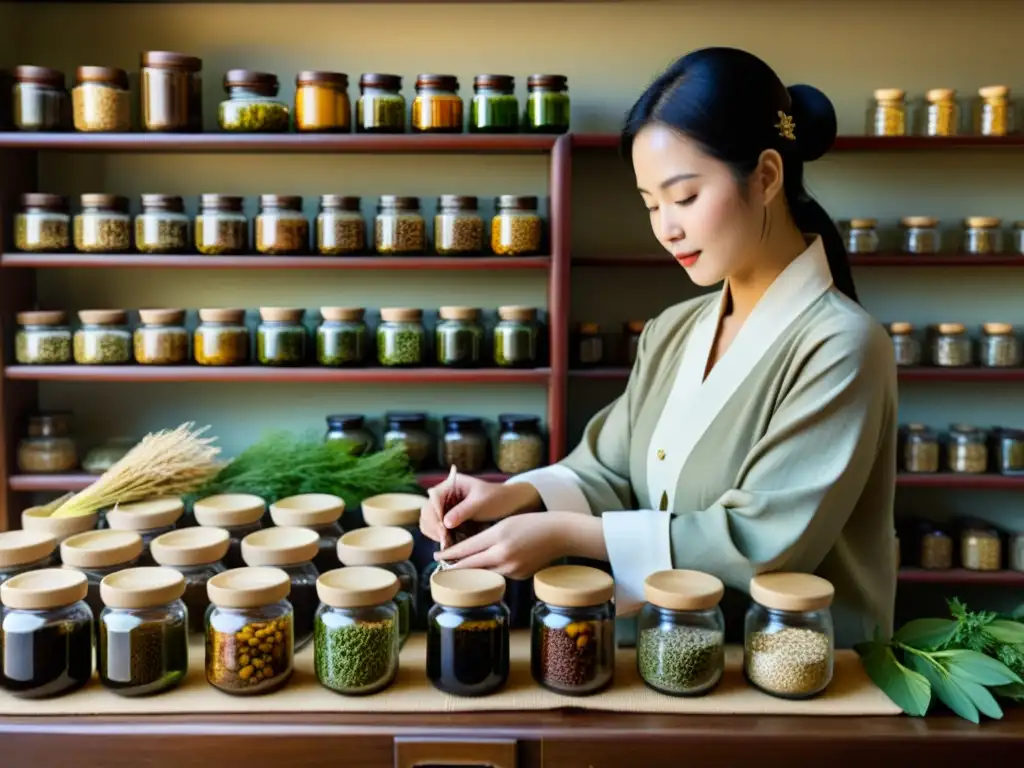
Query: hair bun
787 84 837 162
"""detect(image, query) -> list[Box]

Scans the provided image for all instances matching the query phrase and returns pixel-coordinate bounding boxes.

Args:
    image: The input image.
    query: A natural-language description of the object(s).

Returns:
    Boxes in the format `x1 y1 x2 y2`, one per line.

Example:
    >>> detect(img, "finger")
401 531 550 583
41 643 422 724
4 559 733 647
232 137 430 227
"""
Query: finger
445 547 503 571
419 514 443 543
436 526 499 561
442 496 484 530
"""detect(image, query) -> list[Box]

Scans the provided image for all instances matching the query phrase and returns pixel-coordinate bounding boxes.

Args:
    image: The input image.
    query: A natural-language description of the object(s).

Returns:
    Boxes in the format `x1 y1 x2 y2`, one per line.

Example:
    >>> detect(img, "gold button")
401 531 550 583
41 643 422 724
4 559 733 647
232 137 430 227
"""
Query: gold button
656 449 665 460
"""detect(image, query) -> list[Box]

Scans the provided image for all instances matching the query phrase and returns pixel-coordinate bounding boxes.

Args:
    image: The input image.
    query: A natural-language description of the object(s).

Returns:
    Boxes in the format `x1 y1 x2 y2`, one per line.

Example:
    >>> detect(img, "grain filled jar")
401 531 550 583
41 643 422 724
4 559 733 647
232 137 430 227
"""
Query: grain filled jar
219 70 289 132
195 195 248 255
931 323 972 367
0 531 58 588
917 524 953 570
744 573 834 699
901 216 941 255
436 306 483 367
980 323 1020 368
975 85 1013 137
846 218 879 255
531 565 615 696
295 70 350 132
384 412 432 470
441 415 488 475
375 196 425 255
412 74 463 133
377 308 425 366
241 527 320 650
256 195 309 255
106 496 184 563
575 322 604 367
75 194 131 253
638 570 726 697
134 308 189 365
902 424 940 473
624 320 647 366
470 74 518 133
524 74 570 133
889 322 922 367
0 569 93 698
270 493 346 575
325 414 374 455
15 193 70 253
150 528 229 635
72 66 130 131
194 308 249 366
15 310 72 364
922 88 959 137
97 567 189 696
256 307 307 366
12 65 67 131
869 88 906 136
947 424 988 474
206 566 295 695
961 523 1002 571
140 51 202 132
135 194 189 254
317 307 367 366
964 217 1003 255
316 196 365 255
494 306 539 367
356 73 405 133
314 566 401 694
496 414 545 474
192 494 265 570
995 428 1024 474
17 412 77 474
60 529 144 621
434 195 484 255
492 195 543 256
427 568 510 696
336 528 416 648
74 309 132 364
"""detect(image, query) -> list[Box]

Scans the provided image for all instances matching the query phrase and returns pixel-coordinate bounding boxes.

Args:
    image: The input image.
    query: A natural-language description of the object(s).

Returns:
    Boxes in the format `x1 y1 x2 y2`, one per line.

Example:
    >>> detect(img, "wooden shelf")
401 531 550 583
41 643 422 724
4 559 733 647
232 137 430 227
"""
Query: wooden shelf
899 568 1024 585
896 473 1024 489
572 133 1024 152
575 253 1024 268
4 366 551 383
571 367 1024 383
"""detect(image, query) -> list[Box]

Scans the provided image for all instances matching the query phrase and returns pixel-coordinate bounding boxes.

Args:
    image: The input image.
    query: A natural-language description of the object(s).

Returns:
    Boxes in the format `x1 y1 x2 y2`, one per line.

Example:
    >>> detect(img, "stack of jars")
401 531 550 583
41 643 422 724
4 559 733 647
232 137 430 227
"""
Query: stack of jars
842 216 1024 256
899 422 1024 476
888 322 1021 369
867 84 1016 137
900 517 1016 572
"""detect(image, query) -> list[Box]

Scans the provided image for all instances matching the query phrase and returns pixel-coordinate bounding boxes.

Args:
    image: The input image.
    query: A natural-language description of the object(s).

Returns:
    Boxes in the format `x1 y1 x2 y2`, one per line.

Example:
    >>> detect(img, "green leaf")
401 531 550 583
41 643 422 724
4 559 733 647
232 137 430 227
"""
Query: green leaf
983 619 1024 645
937 649 1022 686
910 655 979 724
894 618 958 649
957 679 1004 720
860 646 931 716
992 682 1024 701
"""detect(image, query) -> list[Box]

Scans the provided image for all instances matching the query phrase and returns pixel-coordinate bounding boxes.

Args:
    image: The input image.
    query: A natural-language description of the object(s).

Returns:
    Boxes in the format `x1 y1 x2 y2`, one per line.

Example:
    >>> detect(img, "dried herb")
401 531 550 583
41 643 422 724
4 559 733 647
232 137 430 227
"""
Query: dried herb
314 613 397 694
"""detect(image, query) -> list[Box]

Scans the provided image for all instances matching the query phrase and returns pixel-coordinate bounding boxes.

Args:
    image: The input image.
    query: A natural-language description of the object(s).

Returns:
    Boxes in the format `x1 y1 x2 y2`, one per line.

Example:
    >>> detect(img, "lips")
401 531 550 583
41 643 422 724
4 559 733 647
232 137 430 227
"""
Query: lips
674 250 701 267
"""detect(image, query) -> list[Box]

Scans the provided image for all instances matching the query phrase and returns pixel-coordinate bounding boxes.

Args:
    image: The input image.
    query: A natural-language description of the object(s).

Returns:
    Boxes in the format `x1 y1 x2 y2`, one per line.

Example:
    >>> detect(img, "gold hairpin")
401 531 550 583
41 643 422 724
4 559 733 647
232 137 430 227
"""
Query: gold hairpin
775 110 796 141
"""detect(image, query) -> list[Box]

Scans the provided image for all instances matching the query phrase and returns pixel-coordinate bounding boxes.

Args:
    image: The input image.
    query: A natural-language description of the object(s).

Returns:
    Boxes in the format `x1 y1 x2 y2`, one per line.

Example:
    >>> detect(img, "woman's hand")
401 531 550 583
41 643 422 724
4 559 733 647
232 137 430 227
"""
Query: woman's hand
418 475 542 543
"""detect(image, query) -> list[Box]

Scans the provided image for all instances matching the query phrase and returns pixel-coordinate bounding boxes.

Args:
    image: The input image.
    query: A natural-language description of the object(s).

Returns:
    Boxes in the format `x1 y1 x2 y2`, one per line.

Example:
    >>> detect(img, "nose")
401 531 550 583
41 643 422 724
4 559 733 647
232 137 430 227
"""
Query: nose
657 208 683 245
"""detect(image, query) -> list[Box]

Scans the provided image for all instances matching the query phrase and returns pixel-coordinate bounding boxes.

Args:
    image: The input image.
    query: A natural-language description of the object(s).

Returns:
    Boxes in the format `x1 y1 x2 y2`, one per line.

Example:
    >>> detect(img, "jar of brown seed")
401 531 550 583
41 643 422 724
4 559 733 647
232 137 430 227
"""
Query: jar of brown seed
17 412 78 474
74 309 132 365
947 424 988 474
889 322 921 367
74 194 131 253
256 195 309 255
902 424 940 473
495 414 544 474
13 65 68 131
135 194 189 254
195 195 248 256
134 308 189 365
72 66 130 132
141 51 202 132
15 310 72 365
931 323 972 367
440 416 488 474
492 195 542 256
961 524 1002 571
316 195 365 255
434 195 483 255
375 196 425 255
980 323 1020 367
15 193 71 253
918 525 953 570
901 217 941 255
963 217 1003 255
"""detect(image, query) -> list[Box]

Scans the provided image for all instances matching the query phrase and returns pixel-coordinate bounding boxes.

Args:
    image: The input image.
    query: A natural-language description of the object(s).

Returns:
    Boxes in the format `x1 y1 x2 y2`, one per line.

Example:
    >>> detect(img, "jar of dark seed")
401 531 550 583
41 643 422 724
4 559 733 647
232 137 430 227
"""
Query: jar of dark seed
106 496 184 564
97 567 189 697
1 569 93 699
531 565 615 696
219 70 289 132
192 494 265 570
60 529 144 622
318 307 367 366
141 51 203 132
295 70 350 133
270 493 345 575
375 196 425 255
12 65 68 131
931 323 972 367
947 424 988 474
316 196 365 255
845 218 879 255
574 322 604 367
524 74 570 134
889 322 922 367
902 424 940 473
469 74 518 133
0 530 58 588
74 194 131 253
494 306 539 368
17 412 78 474
496 414 545 475
961 523 1002 571
378 308 425 366
976 85 1013 137
257 307 307 366
15 193 71 252
434 195 484 255
356 73 405 133
15 310 72 364
195 195 248 255
135 194 189 254
427 568 510 696
412 74 463 133
980 322 1020 367
436 306 483 367
624 320 647 366
150 528 229 635
440 415 489 475
241 527 320 651
917 524 953 570
964 217 1003 255
922 88 959 137
901 216 941 255
744 573 834 699
337 528 417 648
384 412 432 470
638 570 726 697
325 414 375 456
72 66 130 132
995 428 1024 474
195 308 250 366
134 308 189 365
74 309 132 364
492 195 543 256
256 196 309 255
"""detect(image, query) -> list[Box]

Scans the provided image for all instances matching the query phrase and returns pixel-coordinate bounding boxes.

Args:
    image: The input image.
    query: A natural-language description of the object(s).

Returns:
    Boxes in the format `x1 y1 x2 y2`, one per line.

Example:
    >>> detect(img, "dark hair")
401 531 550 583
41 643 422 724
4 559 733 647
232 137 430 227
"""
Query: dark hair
621 47 857 303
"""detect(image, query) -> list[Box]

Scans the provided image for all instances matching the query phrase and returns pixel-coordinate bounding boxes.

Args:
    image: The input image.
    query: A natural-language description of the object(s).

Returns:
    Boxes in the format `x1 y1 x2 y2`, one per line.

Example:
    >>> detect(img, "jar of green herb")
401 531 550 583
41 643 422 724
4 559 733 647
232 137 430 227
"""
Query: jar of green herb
524 74 570 134
15 193 70 253
337 527 417 647
150 527 230 635
494 306 538 367
325 414 375 456
16 310 72 364
219 69 289 132
256 307 307 366
356 73 405 133
436 306 483 367
384 412 432 470
470 74 518 133
74 309 132 365
377 307 424 367
317 307 366 366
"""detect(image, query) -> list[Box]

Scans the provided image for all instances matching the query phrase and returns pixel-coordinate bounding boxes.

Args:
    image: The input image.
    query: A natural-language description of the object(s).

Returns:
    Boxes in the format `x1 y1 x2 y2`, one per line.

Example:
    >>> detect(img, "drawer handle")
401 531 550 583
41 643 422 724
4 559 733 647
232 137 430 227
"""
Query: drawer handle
394 737 517 768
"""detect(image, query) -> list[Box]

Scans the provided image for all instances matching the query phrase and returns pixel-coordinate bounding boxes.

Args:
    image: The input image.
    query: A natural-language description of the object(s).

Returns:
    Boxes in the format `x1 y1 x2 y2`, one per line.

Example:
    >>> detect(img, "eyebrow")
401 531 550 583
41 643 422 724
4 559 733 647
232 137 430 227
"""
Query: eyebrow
637 172 699 194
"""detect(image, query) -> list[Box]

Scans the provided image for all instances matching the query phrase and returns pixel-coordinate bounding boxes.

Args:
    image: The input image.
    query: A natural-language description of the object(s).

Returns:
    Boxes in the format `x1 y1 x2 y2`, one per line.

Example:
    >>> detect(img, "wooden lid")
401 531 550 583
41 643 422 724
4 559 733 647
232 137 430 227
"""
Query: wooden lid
527 74 567 90
139 194 185 212
359 73 402 90
415 73 459 91
78 309 127 325
207 566 290 608
13 65 65 88
259 307 305 323
437 195 479 210
0 568 87 611
979 85 1009 99
625 319 648 334
16 310 66 327
198 308 246 323
439 306 481 321
60 529 144 569
873 87 905 101
983 322 1014 335
75 65 129 89
21 505 98 544
900 216 938 228
223 69 279 94
749 572 834 612
644 569 724 611
199 195 244 212
296 70 348 88
138 308 186 326
20 193 69 211
100 566 185 609
474 74 514 91
380 307 422 322
319 195 361 212
269 493 344 527
107 496 184 531
498 305 537 322
377 195 419 211
150 527 231 567
926 88 956 101
534 565 613 607
361 493 424 527
193 493 265 527
849 218 877 229
241 527 319 567
337 526 413 566
321 307 365 322
937 322 966 334
578 322 600 335
0 530 57 568
316 566 399 609
430 568 505 608
259 194 302 211
80 193 129 212
965 216 1001 228
889 321 913 334
141 51 202 71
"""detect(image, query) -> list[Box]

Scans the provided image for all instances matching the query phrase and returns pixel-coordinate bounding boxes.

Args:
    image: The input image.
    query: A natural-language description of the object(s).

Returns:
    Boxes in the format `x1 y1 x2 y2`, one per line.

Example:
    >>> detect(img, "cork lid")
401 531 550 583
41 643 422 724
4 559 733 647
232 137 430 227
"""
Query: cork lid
749 572 835 612
926 88 956 101
321 307 365 322
106 496 184 532
138 308 186 326
889 321 913 334
0 530 57 568
150 527 231 567
207 566 290 609
269 493 344 527
498 305 538 322
20 193 69 212
849 218 877 229
438 306 481 321
965 216 1001 229
983 322 1014 335
644 569 724 611
75 66 129 89
193 493 265 527
979 85 1009 100
873 87 905 101
241 527 319 567
430 568 506 608
380 307 422 322
141 51 202 71
198 308 246 323
900 216 938 228
78 309 128 326
361 493 424 527
316 566 399 609
13 65 65 88
534 565 614 608
100 566 186 609
0 568 88 611
336 526 413 566
259 307 305 323
60 529 144 569
80 193 129 212
17 310 67 327
937 322 966 334
21 505 98 544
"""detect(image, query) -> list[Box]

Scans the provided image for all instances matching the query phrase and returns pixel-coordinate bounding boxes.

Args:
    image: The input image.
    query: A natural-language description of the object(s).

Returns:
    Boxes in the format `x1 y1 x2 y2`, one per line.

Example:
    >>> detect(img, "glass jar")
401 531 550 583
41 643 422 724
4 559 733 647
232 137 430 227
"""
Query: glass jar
494 306 539 367
316 196 365 255
60 529 144 621
295 70 350 133
141 51 202 132
931 323 972 367
356 73 405 133
531 565 615 696
256 195 309 255
496 414 545 475
219 69 289 132
98 567 189 696
317 307 367 366
869 88 906 136
436 306 483 367
74 193 131 253
135 194 189 254
902 424 940 474
0 569 93 698
74 309 132 364
150 528 230 635
846 218 880 255
15 193 71 253
336 529 417 648
961 524 1002 571
900 216 941 255
917 524 953 570
72 66 130 132
206 566 295 695
325 414 374 456
256 307 307 366
964 217 1003 255
744 573 835 699
194 308 250 366
375 196 425 255
377 308 425 366
12 65 67 131
427 569 510 696
15 310 72 365
995 428 1024 475
889 322 922 367
1010 534 1024 572
637 570 726 696
980 323 1020 368
192 494 265 570
921 88 959 137
524 74 570 134
314 566 401 694
411 74 463 133
574 322 604 367
491 195 543 256
106 496 184 562
441 415 489 475
434 195 484 255
469 74 518 133
269 494 345 574
82 436 137 474
624 320 647 366
1015 222 1024 256
134 308 189 365
947 424 988 474
975 85 1013 137
0 531 58 588
360 493 431 619
384 412 432 470
17 412 77 474
241 527 320 650
195 195 248 255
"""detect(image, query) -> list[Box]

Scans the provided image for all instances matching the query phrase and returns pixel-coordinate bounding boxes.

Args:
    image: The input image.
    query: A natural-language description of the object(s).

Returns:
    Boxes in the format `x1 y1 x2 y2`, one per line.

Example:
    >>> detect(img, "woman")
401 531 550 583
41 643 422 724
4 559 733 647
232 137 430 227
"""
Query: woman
420 47 898 648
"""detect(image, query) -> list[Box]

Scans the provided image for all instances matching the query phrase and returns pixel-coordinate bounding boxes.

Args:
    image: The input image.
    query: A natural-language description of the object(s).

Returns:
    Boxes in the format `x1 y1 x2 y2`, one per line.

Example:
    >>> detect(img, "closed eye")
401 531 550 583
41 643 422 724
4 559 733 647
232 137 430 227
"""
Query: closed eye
677 195 697 206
